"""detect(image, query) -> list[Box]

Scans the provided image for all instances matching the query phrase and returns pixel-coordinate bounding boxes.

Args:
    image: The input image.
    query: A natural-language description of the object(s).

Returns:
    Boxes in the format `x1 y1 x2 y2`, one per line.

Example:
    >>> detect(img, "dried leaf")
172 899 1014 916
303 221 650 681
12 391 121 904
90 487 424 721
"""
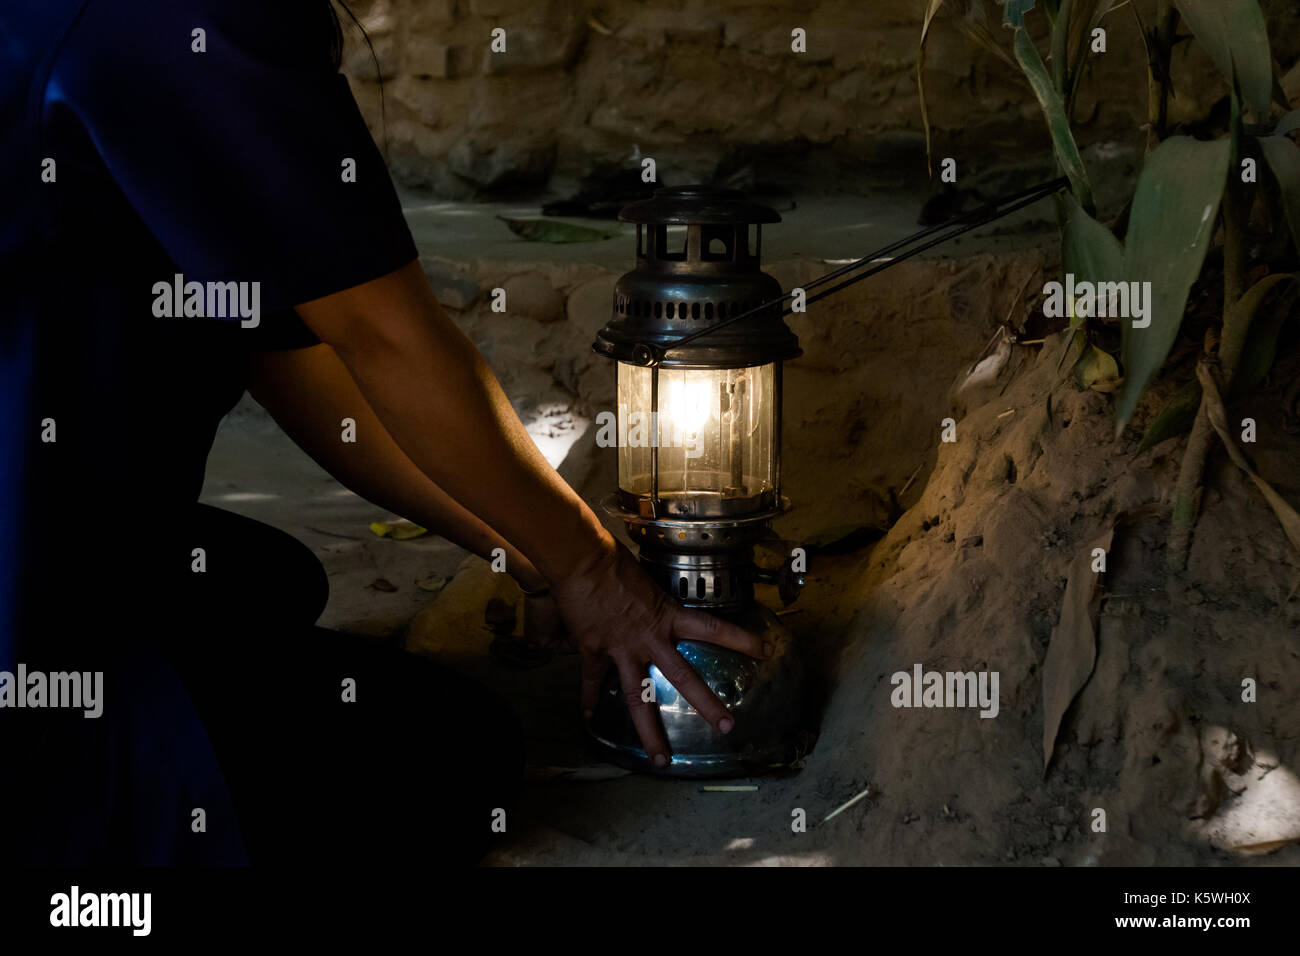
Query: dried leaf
369 519 430 540
498 216 622 244
1074 343 1120 391
917 0 947 175
1197 364 1300 563
955 5 1019 73
1042 527 1114 772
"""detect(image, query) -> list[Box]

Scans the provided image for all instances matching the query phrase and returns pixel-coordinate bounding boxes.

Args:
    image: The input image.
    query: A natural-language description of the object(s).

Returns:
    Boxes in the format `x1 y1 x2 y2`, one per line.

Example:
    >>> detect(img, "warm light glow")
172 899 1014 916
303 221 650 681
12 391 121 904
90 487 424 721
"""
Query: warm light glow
616 361 777 500
664 377 713 435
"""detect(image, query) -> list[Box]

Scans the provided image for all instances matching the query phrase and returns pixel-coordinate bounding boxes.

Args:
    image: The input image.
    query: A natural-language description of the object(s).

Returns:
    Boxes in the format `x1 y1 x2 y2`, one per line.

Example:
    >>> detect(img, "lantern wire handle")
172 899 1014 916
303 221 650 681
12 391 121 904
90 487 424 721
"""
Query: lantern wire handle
633 175 1070 366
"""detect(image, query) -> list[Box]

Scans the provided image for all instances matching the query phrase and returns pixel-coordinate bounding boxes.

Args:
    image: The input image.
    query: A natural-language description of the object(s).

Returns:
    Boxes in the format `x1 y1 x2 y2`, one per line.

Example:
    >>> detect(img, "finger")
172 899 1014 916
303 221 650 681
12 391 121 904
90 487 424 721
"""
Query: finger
579 652 609 719
651 645 734 734
615 656 670 768
671 607 770 659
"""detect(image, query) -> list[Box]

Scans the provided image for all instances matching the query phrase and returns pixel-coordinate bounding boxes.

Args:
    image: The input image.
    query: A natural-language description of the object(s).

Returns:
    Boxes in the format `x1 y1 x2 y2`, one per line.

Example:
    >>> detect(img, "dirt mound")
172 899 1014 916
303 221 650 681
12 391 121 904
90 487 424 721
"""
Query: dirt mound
398 245 1300 865
794 330 1300 864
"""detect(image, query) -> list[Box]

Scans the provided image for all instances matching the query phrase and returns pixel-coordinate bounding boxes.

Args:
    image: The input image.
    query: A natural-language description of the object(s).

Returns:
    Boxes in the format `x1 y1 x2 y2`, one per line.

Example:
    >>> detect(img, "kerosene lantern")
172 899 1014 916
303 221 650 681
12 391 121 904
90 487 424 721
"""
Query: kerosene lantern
589 185 809 777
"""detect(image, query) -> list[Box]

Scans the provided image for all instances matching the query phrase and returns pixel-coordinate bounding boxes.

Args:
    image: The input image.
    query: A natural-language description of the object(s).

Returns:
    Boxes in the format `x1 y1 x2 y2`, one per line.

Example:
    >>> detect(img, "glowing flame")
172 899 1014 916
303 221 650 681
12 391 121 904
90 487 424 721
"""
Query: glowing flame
665 377 713 435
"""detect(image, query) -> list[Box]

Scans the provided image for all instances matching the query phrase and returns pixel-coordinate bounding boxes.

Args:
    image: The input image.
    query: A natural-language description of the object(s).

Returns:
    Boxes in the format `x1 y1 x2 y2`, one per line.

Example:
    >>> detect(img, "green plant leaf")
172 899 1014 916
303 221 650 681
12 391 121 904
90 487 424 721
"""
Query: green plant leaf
1116 136 1231 435
1172 0 1273 121
1067 1 1118 117
1001 0 1038 28
498 217 622 243
1229 273 1298 396
1061 192 1124 328
1260 135 1300 254
1049 0 1070 91
1014 28 1095 209
1138 380 1202 451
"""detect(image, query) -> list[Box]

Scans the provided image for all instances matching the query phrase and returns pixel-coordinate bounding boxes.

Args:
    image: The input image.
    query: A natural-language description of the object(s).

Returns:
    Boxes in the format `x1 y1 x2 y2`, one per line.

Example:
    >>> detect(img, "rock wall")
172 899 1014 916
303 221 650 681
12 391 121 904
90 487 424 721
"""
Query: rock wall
339 0 1300 198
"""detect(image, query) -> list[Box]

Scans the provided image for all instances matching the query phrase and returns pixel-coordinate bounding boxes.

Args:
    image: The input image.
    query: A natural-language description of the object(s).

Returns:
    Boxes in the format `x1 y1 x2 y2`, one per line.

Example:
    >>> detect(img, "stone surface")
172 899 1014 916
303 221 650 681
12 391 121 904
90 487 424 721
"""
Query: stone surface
420 257 482 309
339 0 1300 198
501 271 565 322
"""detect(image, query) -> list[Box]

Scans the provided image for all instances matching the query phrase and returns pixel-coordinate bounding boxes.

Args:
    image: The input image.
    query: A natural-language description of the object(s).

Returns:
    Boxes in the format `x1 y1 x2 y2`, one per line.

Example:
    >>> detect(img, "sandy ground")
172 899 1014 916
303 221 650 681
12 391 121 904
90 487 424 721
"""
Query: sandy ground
201 181 1300 866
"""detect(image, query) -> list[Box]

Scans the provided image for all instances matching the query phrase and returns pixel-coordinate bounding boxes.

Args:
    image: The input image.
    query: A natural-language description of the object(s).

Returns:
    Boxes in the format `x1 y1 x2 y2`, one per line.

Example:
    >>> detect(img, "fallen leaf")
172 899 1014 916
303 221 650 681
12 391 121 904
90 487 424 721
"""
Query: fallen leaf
1074 343 1120 392
1197 363 1300 563
1042 527 1114 773
498 216 622 244
369 519 429 540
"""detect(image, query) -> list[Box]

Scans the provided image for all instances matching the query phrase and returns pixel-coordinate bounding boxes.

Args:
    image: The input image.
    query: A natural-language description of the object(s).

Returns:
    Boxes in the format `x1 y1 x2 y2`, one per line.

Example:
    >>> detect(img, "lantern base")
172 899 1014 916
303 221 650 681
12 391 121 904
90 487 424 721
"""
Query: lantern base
585 602 813 778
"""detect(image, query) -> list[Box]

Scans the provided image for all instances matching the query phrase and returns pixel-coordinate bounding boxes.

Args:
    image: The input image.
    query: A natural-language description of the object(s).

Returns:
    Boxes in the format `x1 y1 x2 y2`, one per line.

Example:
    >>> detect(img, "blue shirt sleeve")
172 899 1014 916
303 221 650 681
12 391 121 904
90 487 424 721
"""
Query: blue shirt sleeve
45 0 418 316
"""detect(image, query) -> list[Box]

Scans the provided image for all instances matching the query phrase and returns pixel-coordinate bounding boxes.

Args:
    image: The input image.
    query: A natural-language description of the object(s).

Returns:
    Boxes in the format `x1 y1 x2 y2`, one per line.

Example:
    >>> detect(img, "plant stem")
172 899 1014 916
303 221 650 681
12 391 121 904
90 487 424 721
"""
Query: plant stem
1144 2 1178 153
1167 186 1249 571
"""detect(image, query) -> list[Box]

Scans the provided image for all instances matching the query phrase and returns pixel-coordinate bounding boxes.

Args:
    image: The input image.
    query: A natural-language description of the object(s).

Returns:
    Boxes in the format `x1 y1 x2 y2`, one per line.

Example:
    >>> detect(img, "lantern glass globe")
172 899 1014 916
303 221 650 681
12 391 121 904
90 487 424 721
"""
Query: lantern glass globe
616 361 778 511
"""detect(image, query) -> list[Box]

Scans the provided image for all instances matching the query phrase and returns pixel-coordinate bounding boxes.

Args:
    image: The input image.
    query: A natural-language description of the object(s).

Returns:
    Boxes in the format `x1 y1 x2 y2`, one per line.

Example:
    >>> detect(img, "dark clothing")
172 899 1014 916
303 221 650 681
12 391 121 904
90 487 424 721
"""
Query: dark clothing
3 0 417 659
0 2 517 865
8 506 523 866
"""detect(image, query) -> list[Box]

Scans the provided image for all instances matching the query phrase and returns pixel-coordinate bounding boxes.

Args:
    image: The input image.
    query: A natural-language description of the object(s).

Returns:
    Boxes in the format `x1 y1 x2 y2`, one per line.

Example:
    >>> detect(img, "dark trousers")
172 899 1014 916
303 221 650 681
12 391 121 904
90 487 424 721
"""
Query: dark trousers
6 505 523 867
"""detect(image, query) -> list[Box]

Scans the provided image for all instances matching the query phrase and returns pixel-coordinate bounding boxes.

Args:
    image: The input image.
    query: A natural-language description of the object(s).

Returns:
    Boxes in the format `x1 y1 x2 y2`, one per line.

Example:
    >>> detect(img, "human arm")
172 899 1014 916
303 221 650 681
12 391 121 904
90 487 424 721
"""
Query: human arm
293 261 773 762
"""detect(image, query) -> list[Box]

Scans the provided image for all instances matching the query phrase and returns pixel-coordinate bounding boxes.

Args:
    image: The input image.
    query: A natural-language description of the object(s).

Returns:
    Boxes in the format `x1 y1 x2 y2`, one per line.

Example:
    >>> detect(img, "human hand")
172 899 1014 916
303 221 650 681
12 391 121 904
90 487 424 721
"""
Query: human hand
522 590 567 650
550 536 772 767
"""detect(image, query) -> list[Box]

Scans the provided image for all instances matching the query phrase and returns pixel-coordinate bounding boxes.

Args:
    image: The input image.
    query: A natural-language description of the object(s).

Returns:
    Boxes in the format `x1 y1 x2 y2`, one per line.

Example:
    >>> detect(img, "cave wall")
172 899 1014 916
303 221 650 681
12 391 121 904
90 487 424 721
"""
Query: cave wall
340 0 1300 198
